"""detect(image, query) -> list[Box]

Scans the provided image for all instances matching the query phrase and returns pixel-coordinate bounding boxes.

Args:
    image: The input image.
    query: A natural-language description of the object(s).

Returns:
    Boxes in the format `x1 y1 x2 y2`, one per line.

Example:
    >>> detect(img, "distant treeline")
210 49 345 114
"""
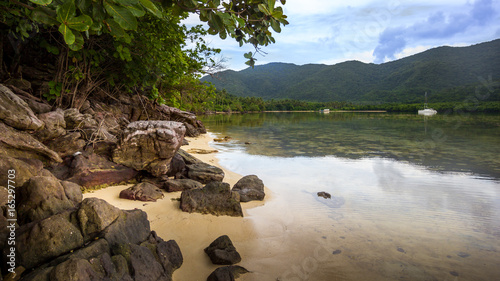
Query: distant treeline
199 89 500 113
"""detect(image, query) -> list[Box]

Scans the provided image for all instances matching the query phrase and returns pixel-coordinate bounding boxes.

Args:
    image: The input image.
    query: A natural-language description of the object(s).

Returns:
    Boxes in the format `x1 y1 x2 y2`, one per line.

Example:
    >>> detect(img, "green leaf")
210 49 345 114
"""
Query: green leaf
31 7 59 25
138 0 162 17
76 0 91 12
56 0 76 24
244 52 253 59
268 0 275 13
125 4 146 17
105 19 127 37
29 0 52 5
270 19 281 33
258 4 270 15
67 15 92 31
68 31 84 51
103 0 138 30
58 23 75 45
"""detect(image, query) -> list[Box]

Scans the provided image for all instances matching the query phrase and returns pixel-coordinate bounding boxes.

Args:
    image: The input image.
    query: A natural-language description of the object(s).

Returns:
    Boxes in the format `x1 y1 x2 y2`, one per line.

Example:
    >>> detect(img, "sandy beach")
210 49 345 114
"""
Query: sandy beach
83 133 278 281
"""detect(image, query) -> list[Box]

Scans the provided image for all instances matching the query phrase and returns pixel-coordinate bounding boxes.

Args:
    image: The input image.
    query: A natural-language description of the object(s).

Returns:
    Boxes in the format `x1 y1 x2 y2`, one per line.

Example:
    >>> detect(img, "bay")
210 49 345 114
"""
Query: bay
200 112 500 281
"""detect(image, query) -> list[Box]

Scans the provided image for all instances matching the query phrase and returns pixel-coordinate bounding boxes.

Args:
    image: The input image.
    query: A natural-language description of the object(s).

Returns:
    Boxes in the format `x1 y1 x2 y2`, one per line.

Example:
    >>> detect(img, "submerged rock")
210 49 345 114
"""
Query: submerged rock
232 175 265 202
317 191 331 199
180 182 243 217
204 235 242 265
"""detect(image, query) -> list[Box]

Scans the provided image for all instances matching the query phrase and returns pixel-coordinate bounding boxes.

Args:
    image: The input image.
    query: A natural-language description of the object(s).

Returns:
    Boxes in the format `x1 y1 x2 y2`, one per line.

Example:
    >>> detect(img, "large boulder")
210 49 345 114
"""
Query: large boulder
65 152 138 188
180 182 243 217
17 176 81 224
186 163 225 184
119 182 164 202
0 156 48 187
35 108 66 142
232 175 265 202
14 211 85 269
204 235 242 265
164 179 203 192
0 84 44 130
112 121 186 177
77 198 122 241
0 122 62 164
102 209 151 247
113 244 169 281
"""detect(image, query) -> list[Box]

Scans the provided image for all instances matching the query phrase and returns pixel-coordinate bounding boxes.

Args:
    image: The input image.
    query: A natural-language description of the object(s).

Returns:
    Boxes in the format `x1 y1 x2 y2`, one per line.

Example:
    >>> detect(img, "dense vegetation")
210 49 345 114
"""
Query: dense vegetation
198 89 500 113
201 39 500 104
0 0 288 107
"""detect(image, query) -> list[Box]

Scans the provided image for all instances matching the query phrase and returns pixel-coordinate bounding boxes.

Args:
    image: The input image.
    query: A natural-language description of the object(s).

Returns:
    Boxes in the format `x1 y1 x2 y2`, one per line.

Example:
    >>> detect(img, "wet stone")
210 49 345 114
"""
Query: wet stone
457 252 470 258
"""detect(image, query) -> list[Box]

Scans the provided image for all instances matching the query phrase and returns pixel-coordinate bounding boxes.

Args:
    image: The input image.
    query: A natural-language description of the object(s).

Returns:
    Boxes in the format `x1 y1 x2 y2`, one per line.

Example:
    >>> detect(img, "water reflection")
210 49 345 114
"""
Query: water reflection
201 112 500 280
201 112 500 179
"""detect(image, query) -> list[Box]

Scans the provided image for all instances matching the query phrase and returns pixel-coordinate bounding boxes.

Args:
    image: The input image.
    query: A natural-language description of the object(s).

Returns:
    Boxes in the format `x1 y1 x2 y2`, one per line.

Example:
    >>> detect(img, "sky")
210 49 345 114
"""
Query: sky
183 0 500 71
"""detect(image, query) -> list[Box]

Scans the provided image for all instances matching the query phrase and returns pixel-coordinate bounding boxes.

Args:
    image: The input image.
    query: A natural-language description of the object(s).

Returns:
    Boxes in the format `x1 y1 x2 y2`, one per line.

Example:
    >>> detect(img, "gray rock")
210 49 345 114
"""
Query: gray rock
0 84 44 130
204 235 242 265
113 244 168 281
15 211 85 269
103 209 151 247
207 266 249 281
35 108 66 142
177 149 203 165
232 175 265 202
64 108 98 130
17 176 79 224
180 182 243 217
186 163 225 184
156 240 183 274
164 179 203 192
77 198 122 241
166 153 186 178
0 122 62 164
49 258 102 280
0 157 46 187
112 121 186 177
119 182 164 202
45 132 86 158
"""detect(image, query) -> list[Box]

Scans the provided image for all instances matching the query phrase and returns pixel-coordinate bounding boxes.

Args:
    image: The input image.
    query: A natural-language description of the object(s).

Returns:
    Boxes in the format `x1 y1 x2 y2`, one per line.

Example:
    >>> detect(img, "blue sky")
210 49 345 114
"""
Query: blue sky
184 0 500 70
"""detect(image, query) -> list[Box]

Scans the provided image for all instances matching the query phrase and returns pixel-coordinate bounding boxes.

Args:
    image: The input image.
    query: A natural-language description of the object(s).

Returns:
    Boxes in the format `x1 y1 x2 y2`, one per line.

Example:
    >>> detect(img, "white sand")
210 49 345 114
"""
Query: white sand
83 134 278 280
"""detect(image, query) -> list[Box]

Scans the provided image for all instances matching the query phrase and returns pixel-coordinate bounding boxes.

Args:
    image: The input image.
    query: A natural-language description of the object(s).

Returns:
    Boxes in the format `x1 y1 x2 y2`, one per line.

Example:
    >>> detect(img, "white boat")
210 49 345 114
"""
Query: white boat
418 92 437 116
418 108 438 115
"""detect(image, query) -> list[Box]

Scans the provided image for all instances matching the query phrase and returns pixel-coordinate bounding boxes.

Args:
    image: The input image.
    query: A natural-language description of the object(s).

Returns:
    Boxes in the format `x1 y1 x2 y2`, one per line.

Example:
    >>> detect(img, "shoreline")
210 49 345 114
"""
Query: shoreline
83 133 272 280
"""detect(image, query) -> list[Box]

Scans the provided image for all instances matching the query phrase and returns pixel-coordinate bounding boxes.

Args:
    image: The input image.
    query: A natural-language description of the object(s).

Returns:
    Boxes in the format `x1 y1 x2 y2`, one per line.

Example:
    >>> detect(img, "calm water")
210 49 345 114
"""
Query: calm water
200 112 500 281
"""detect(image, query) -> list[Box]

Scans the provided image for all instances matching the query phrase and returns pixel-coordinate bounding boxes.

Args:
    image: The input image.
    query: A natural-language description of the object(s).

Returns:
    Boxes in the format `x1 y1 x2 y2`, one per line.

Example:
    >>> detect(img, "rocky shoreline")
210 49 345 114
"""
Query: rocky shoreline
0 83 265 281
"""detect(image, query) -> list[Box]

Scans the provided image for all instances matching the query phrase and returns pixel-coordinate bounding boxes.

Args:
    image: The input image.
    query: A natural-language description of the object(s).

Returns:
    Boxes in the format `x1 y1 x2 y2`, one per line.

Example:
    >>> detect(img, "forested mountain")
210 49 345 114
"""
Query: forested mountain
201 39 500 103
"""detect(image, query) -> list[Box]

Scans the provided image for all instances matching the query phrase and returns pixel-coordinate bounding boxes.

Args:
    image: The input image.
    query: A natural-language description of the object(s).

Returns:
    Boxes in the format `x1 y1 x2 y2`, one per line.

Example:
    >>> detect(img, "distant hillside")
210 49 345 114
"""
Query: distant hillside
201 39 500 103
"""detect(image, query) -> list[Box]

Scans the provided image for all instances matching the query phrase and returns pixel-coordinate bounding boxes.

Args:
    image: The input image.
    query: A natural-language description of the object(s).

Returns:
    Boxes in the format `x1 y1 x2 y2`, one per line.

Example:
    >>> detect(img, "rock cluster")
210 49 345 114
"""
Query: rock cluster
0 83 209 280
205 236 248 281
0 81 266 280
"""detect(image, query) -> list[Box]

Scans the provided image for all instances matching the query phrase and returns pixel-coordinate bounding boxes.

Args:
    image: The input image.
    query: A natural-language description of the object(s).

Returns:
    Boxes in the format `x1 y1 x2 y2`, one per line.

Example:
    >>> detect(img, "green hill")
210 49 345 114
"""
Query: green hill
201 39 500 103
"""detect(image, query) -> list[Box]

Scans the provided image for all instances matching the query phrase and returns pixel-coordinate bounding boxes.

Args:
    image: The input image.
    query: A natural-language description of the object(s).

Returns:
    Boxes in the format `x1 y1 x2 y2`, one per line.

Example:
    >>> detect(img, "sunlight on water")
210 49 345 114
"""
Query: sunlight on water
201 113 500 280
